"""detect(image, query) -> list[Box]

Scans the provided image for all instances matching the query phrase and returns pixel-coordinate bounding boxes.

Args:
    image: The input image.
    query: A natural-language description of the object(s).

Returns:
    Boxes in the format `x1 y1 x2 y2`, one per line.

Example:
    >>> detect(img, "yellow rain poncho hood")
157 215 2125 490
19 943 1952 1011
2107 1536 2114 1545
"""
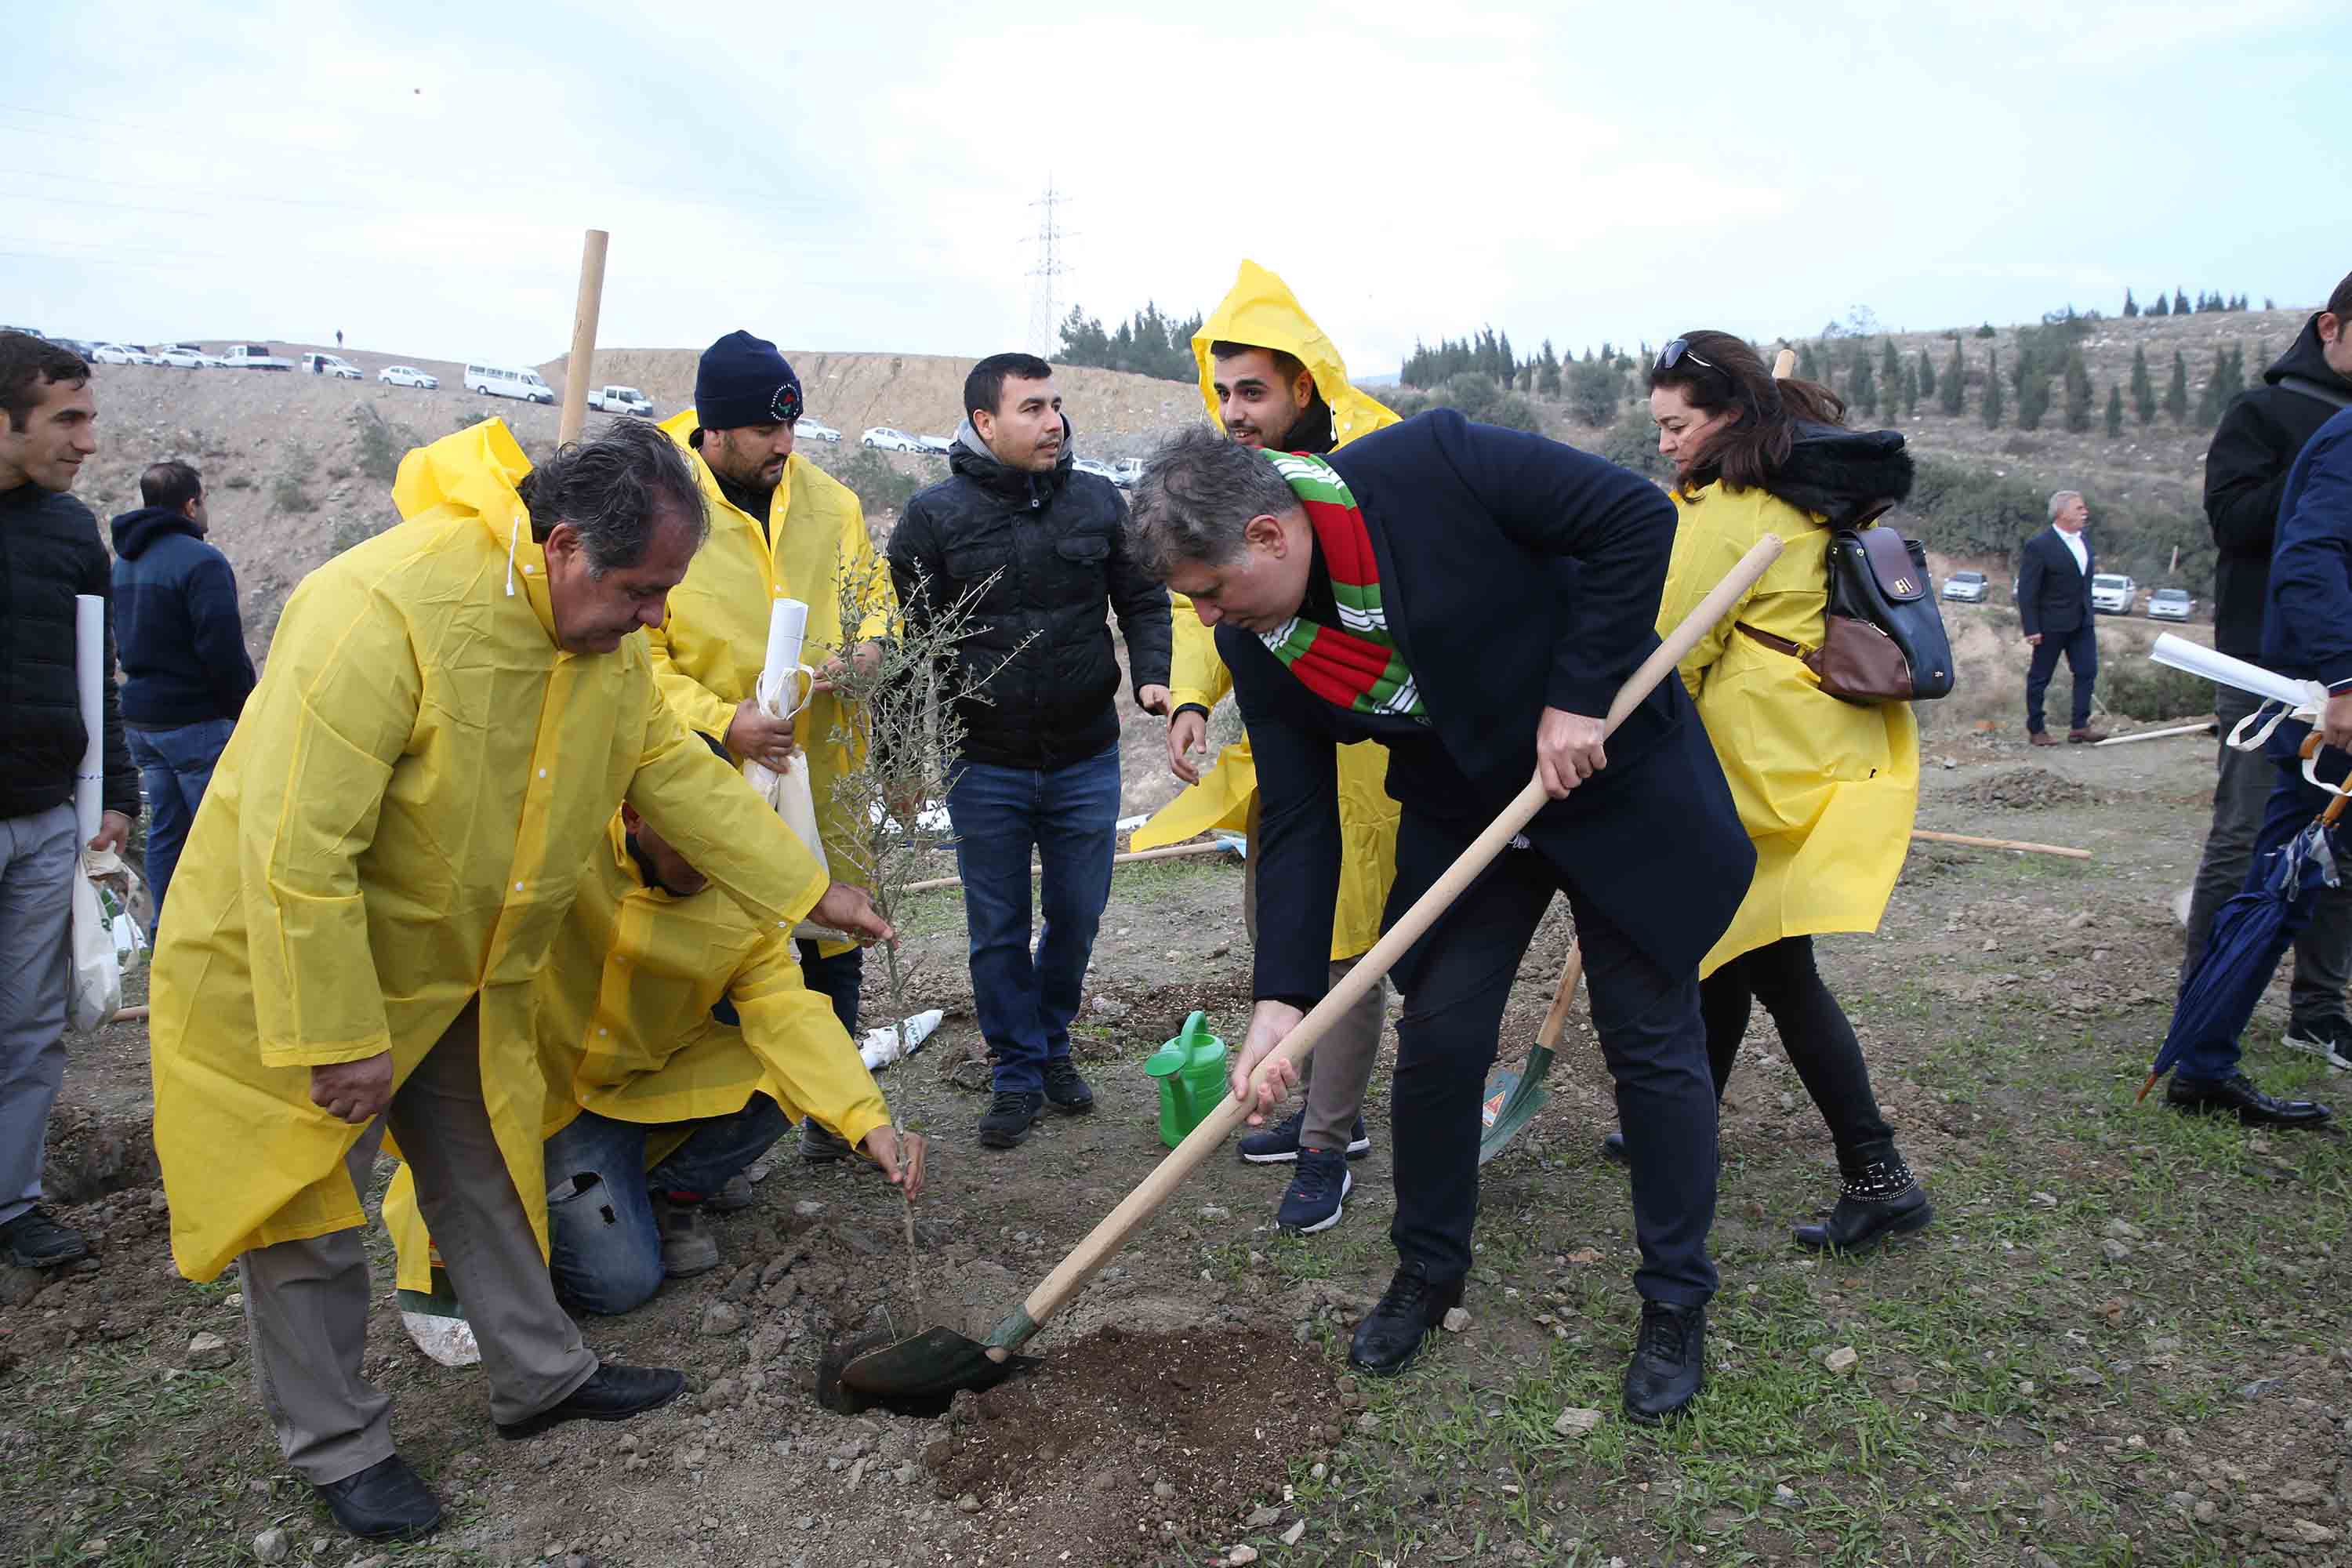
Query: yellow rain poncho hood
1134 263 1401 961
149 418 830 1282
384 815 890 1292
649 408 895 958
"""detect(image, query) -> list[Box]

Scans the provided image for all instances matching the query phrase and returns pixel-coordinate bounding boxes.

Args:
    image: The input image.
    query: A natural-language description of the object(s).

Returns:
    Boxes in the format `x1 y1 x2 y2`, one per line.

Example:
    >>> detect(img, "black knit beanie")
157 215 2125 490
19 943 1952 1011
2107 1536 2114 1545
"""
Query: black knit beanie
695 330 800 430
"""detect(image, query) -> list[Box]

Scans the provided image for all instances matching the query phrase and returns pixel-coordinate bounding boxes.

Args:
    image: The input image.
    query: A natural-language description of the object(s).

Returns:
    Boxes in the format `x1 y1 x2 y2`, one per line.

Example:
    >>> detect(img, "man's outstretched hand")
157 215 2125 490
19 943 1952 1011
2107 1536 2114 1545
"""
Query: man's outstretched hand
812 881 895 946
2323 689 2352 754
1227 1000 1306 1124
1534 706 1607 799
862 1127 927 1199
1166 707 1208 784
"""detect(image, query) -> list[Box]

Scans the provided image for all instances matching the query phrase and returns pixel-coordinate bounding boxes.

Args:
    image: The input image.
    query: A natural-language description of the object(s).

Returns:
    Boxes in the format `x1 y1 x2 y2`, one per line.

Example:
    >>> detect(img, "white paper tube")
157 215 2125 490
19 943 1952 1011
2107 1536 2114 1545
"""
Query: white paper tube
74 594 103 846
763 598 808 682
2150 633 2320 711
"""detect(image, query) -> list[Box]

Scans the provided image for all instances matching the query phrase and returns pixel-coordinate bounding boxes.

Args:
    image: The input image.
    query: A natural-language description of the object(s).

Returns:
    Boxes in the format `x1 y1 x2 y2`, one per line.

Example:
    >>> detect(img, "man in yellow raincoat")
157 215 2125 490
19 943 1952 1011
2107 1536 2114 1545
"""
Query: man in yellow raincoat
147 419 894 1543
650 332 894 1163
384 803 923 1323
1133 260 1401 1235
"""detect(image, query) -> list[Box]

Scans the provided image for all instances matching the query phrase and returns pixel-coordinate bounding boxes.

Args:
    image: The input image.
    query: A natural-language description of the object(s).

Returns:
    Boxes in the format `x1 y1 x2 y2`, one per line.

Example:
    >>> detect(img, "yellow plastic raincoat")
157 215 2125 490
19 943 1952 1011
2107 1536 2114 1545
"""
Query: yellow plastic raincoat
383 815 891 1292
650 410 894 959
1131 261 1400 960
1654 483 1920 976
148 419 830 1283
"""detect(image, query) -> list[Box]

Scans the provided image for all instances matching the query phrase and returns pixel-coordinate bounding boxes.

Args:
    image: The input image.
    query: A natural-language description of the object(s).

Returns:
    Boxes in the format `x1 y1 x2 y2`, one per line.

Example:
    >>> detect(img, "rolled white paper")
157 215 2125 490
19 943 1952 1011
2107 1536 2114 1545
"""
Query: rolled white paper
763 597 808 684
74 594 104 846
2151 632 2322 711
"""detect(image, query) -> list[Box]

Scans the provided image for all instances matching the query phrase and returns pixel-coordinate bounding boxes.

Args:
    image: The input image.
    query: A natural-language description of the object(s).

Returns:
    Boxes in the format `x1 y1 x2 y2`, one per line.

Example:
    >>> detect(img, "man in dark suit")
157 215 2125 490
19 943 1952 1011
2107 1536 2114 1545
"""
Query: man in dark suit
1128 414 1754 1424
2017 490 2107 744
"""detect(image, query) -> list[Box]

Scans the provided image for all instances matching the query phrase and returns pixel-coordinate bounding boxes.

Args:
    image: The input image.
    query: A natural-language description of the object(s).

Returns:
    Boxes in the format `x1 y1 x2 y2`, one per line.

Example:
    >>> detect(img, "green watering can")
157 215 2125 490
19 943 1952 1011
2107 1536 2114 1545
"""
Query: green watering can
1144 1011 1227 1150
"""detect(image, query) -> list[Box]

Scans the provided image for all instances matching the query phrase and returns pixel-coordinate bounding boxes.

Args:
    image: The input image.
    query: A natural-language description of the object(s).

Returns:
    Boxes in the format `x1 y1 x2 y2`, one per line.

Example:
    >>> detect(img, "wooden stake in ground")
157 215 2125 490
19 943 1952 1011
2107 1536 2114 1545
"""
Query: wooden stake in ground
1911 828 2091 860
557 228 609 447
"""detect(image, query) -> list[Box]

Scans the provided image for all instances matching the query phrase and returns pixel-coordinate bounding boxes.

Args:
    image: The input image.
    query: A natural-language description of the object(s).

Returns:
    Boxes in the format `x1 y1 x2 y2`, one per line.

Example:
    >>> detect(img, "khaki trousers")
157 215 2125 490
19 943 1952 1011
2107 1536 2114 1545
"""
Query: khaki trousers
1243 803 1388 1151
237 1000 597 1484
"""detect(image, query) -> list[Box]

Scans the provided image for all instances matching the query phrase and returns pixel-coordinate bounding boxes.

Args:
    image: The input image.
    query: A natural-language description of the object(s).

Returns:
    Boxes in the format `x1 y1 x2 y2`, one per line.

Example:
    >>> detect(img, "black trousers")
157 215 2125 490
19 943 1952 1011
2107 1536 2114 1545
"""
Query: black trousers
2024 621 2098 734
1700 935 1890 1156
796 939 864 1035
1386 828 1718 1307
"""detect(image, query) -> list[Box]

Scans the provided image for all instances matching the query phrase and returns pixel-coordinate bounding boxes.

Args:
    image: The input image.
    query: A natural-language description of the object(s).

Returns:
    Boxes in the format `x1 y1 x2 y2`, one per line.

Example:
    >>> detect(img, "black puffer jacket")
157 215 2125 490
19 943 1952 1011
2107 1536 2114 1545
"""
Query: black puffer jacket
1 481 138 822
2206 318 2352 660
887 419 1171 770
1762 422 1915 524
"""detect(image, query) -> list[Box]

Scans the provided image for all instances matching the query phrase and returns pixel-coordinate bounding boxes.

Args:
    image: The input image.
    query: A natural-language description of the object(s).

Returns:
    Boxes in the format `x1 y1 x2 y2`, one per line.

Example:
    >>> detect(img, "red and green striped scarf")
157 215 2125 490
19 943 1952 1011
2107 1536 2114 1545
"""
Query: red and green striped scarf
1258 451 1424 718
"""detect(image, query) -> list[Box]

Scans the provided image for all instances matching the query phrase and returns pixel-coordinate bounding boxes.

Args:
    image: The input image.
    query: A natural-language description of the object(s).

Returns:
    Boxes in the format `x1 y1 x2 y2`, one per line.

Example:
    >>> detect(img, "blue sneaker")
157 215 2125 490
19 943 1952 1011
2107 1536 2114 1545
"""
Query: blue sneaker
1276 1147 1353 1235
1241 1112 1372 1164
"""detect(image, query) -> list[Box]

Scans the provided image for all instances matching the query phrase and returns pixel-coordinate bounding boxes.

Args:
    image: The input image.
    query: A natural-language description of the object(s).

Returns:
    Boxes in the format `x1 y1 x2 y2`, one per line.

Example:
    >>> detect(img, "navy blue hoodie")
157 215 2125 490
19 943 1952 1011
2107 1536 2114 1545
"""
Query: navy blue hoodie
107 506 255 726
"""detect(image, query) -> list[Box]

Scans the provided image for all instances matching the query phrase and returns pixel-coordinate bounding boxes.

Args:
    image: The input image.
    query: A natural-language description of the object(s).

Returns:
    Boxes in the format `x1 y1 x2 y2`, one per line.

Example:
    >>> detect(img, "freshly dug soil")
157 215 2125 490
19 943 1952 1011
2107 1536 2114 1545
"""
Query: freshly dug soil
1951 764 2096 810
924 1323 1334 1559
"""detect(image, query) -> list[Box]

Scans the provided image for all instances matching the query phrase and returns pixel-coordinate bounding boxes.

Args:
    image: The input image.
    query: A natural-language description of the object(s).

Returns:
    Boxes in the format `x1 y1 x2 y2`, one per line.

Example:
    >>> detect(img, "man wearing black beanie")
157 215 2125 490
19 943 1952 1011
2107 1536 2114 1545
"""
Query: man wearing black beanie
650 332 895 1169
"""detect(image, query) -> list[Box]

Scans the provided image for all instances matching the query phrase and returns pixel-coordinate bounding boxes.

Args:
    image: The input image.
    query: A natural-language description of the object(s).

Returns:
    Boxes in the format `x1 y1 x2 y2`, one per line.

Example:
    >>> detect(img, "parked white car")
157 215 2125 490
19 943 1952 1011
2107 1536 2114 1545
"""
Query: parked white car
221 343 294 371
586 384 654 416
466 362 556 405
1109 458 1145 488
862 427 925 452
793 416 842 444
1073 457 1120 483
378 365 439 390
2148 587 2194 622
90 343 140 365
1941 569 1988 604
299 352 363 379
155 346 222 368
2090 572 2136 615
918 434 956 456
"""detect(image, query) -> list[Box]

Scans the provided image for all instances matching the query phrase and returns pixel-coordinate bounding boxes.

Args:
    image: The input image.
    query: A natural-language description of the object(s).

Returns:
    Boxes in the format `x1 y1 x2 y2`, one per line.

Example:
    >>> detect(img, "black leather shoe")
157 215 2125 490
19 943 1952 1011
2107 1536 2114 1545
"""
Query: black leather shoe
1623 1299 1706 1425
314 1454 443 1541
1599 1131 1628 1167
1794 1138 1936 1254
978 1089 1046 1148
2165 1072 2332 1128
1042 1057 1095 1113
0 1206 89 1268
496 1363 684 1440
1347 1262 1464 1377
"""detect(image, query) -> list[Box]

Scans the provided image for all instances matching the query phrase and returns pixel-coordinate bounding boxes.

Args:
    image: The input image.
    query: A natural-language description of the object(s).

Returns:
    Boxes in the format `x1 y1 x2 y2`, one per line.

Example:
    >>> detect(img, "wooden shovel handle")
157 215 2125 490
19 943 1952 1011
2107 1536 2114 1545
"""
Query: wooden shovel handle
1771 348 1797 380
1000 533 1787 1347
1534 945 1584 1051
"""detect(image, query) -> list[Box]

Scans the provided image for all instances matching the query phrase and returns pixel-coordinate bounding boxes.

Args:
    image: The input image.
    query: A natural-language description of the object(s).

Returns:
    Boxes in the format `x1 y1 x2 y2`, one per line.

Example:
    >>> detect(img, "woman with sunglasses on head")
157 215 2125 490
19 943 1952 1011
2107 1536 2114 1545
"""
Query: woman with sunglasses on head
1615 329 1930 1254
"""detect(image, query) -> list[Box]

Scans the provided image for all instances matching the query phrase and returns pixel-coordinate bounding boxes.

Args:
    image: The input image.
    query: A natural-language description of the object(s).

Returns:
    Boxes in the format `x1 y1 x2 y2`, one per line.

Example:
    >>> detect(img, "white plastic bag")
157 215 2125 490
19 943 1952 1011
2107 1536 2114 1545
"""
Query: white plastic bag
858 1009 944 1070
68 852 122 1033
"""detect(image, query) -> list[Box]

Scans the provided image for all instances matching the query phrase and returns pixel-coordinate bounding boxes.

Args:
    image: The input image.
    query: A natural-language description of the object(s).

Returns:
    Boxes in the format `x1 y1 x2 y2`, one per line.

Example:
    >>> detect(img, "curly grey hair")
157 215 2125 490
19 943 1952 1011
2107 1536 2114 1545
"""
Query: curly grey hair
523 417 709 575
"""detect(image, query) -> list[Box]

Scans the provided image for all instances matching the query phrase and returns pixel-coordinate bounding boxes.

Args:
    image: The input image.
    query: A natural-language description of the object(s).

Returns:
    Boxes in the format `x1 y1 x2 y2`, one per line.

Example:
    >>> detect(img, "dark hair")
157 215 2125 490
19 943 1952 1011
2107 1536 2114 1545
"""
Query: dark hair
2328 270 2352 322
521 418 708 575
964 352 1054 423
1 332 91 434
140 459 203 512
1648 329 1846 497
1209 340 1308 387
1127 424 1302 579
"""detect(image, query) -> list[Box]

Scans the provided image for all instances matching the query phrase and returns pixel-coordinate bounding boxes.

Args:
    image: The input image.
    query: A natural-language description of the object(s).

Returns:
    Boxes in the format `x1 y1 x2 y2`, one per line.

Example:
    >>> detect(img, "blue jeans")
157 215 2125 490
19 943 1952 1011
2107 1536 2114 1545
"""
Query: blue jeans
540 1094 787 1316
946 744 1120 1094
125 717 234 938
2176 717 2352 1085
2024 622 2098 734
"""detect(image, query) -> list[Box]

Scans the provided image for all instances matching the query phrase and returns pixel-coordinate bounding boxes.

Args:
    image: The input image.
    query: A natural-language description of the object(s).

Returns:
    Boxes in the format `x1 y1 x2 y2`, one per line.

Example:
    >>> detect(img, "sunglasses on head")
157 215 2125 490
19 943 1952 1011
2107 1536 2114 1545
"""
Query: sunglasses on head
771 382 804 425
1656 338 1716 374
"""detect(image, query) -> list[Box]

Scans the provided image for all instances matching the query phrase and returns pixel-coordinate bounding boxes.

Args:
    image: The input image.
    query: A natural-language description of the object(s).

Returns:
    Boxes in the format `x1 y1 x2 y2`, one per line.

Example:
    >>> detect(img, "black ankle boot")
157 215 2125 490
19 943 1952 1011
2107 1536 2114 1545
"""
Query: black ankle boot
1792 1138 1934 1254
1348 1261 1465 1377
1623 1298 1706 1424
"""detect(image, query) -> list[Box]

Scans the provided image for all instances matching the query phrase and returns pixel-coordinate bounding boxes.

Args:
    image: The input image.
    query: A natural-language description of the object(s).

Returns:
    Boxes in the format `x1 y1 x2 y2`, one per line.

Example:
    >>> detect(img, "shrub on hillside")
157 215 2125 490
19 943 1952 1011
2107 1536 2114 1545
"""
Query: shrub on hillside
2101 657 2212 722
1563 358 1624 426
354 404 421 485
828 447 920 518
1597 405 1668 481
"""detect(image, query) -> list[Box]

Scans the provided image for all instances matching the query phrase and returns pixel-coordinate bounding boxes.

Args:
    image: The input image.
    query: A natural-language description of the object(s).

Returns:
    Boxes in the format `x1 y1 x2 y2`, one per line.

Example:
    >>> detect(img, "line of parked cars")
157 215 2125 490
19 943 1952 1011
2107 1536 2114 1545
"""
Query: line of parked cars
1941 565 2197 620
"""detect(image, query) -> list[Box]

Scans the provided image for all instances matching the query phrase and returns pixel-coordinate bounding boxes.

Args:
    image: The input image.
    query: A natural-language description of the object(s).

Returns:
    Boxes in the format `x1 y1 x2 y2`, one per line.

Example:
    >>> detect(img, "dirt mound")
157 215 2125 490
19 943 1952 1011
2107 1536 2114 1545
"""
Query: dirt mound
923 1324 1330 1559
1951 765 2096 810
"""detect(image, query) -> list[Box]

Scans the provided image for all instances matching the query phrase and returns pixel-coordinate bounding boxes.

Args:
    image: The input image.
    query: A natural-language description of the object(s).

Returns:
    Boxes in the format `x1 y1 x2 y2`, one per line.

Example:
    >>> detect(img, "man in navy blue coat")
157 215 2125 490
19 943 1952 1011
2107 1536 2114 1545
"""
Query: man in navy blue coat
2016 490 2107 744
2161 404 2352 1130
1129 414 1752 1423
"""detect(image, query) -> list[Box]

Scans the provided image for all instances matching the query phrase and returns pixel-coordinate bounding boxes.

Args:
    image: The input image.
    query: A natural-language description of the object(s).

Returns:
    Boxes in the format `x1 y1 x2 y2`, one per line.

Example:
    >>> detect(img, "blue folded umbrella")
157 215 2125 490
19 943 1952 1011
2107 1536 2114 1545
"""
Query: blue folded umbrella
2143 805 2346 1100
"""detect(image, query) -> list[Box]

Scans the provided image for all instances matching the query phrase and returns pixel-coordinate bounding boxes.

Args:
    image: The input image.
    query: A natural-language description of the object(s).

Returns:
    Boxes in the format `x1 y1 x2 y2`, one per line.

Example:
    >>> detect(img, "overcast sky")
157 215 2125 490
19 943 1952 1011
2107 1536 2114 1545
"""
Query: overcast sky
8 1 2346 382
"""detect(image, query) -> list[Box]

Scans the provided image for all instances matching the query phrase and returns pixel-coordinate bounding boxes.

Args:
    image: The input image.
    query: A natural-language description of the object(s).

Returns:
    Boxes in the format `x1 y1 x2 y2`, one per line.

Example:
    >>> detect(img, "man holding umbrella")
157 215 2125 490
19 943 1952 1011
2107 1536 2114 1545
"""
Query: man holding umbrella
2154 401 2352 1128
1127 416 1751 1422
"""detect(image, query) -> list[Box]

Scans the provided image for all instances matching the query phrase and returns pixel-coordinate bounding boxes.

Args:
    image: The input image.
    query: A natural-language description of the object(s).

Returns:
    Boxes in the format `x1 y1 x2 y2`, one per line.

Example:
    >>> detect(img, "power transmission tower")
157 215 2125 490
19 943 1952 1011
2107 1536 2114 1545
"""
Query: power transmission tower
1026 180 1071 358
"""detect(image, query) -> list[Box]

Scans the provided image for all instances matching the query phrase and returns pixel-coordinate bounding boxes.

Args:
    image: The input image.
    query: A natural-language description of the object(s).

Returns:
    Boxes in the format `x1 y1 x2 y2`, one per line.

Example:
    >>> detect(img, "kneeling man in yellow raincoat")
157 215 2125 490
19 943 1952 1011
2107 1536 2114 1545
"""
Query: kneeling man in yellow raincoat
384 803 924 1323
147 419 893 1544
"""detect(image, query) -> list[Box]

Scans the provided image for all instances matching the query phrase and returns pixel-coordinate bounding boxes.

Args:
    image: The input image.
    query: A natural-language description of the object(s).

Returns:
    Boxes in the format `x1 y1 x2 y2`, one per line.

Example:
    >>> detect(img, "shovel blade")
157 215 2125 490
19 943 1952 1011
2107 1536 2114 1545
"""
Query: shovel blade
1478 1047 1555 1166
836 1325 1035 1407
